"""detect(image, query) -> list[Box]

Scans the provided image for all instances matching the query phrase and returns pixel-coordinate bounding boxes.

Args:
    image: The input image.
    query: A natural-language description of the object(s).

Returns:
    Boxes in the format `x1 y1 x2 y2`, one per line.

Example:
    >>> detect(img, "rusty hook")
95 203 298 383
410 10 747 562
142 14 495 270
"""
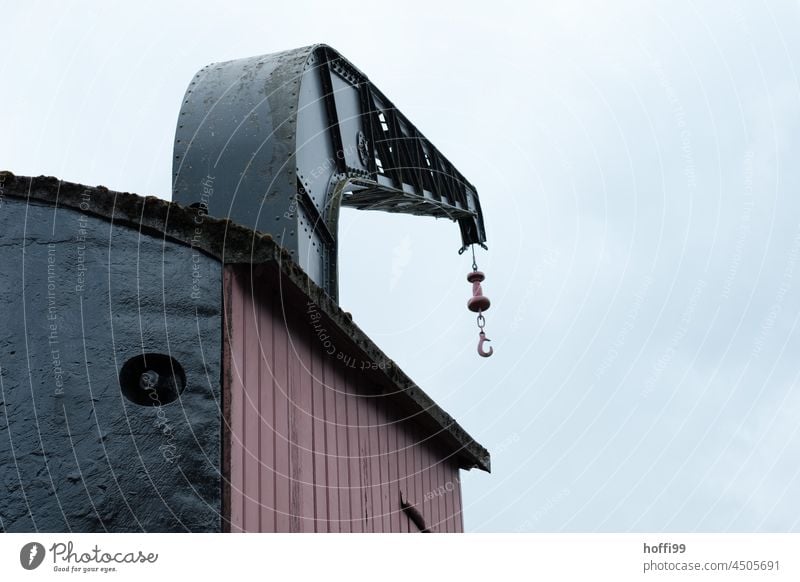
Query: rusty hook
477 330 494 358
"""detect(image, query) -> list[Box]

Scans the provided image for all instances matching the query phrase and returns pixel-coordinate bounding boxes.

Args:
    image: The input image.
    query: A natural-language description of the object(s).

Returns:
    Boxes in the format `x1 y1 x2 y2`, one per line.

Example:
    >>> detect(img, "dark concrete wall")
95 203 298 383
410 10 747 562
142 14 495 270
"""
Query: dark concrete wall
0 197 222 532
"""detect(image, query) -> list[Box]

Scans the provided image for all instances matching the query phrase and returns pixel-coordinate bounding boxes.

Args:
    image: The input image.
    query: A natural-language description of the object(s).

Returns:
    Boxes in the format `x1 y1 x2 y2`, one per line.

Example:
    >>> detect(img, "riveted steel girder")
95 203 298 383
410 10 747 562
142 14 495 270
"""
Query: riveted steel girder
173 44 487 300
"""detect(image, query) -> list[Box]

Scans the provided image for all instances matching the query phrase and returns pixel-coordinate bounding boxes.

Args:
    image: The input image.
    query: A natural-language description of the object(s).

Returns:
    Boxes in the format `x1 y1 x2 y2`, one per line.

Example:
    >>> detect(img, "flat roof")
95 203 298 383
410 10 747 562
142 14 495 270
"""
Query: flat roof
0 171 490 472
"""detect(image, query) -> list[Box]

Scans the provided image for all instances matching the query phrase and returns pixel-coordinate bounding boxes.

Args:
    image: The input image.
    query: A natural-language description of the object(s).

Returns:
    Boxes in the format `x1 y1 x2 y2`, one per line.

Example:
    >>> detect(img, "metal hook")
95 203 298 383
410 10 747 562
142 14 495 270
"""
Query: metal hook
477 330 494 358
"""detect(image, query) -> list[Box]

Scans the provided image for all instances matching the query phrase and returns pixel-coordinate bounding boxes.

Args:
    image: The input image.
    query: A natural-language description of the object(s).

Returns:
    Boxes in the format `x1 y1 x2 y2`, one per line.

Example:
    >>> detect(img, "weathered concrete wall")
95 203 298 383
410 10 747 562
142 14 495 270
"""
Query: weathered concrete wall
0 196 222 532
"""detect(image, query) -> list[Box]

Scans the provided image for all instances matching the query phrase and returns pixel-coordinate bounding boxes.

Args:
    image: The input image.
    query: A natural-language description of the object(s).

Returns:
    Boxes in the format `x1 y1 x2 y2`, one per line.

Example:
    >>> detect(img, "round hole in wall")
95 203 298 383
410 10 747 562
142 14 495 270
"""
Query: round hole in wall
119 353 186 406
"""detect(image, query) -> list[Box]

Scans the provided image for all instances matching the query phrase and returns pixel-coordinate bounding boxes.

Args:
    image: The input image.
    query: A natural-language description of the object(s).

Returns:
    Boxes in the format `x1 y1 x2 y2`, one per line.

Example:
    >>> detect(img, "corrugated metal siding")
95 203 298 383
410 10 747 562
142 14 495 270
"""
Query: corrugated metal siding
224 266 464 532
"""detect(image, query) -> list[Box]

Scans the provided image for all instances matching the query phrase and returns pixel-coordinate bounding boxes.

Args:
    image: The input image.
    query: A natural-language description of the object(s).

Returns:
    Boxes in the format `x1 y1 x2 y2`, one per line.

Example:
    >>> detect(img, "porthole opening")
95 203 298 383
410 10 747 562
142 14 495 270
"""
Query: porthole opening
119 353 186 406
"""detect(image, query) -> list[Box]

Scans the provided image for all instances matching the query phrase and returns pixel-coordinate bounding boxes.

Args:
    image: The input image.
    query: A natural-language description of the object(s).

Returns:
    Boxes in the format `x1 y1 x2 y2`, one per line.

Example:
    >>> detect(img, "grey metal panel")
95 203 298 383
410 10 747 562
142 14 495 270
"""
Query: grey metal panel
173 49 307 260
295 55 336 212
329 72 367 172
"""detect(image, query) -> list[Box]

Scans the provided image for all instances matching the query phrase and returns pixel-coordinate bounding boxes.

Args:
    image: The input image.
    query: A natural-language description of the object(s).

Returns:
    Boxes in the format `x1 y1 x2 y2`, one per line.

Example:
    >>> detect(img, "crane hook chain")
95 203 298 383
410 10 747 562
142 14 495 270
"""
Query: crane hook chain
467 245 493 357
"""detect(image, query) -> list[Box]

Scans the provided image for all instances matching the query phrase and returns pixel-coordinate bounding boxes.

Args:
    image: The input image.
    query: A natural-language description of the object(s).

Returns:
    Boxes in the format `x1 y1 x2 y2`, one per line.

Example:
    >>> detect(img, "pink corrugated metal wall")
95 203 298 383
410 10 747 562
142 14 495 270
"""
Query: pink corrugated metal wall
224 266 464 532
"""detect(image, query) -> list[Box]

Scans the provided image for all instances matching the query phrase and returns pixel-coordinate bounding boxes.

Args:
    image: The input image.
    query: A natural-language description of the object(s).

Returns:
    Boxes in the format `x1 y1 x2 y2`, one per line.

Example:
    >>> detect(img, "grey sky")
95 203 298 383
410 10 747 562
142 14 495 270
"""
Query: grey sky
2 0 800 532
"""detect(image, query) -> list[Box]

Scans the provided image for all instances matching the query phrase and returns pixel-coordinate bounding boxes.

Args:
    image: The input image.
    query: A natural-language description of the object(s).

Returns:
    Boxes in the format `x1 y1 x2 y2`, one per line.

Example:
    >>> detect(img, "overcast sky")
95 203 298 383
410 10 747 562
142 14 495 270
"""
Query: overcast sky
3 0 800 532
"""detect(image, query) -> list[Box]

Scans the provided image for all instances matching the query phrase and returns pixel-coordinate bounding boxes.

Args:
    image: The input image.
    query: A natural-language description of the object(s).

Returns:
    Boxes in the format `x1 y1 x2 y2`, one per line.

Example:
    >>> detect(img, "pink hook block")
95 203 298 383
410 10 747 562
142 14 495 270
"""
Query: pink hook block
467 270 491 313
